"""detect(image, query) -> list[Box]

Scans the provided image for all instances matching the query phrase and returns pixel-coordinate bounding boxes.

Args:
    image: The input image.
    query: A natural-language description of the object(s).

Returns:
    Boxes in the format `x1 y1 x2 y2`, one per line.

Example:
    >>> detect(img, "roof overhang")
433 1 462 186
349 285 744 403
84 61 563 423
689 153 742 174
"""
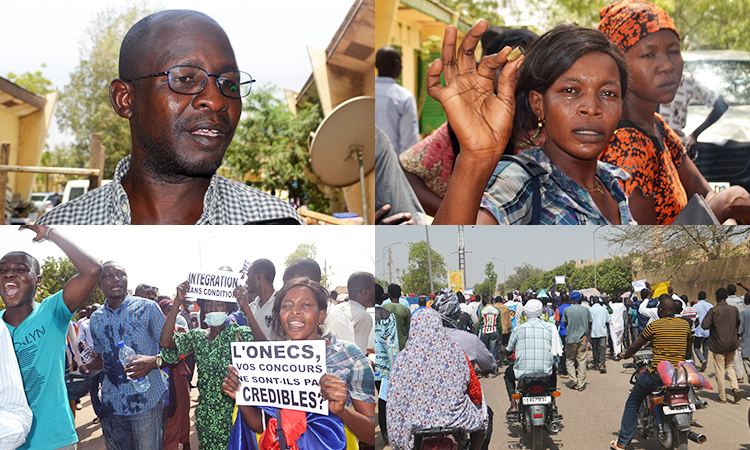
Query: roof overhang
0 77 46 117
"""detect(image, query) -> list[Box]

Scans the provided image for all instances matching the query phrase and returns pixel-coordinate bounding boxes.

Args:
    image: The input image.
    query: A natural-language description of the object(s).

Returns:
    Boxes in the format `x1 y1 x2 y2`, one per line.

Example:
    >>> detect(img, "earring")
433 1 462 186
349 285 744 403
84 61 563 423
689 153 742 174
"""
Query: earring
537 117 545 129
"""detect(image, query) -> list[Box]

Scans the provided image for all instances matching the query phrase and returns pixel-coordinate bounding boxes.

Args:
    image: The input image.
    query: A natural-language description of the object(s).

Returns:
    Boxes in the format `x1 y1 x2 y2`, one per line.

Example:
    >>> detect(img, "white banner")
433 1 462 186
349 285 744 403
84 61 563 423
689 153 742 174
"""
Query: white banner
554 276 566 284
186 270 241 302
231 341 328 414
632 279 647 293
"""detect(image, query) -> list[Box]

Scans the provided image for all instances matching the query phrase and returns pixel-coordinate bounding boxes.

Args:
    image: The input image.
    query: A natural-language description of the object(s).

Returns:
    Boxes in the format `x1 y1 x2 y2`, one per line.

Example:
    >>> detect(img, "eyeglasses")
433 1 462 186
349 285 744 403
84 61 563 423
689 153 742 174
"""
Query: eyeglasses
126 65 255 99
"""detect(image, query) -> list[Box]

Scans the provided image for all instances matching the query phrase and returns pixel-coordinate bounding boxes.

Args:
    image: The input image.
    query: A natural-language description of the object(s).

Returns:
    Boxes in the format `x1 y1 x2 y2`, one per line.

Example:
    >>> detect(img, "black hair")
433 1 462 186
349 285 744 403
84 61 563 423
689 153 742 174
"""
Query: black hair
716 287 728 301
387 283 402 299
513 22 629 148
347 272 374 300
640 288 650 299
697 291 706 300
283 257 321 283
3 251 41 277
271 277 329 339
374 283 384 305
250 259 276 284
727 284 737 295
418 296 427 307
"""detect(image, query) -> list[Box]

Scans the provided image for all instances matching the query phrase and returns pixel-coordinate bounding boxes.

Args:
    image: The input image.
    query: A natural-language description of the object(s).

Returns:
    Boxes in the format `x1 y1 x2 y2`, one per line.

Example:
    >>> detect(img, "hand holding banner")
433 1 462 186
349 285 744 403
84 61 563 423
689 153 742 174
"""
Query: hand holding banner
231 340 328 414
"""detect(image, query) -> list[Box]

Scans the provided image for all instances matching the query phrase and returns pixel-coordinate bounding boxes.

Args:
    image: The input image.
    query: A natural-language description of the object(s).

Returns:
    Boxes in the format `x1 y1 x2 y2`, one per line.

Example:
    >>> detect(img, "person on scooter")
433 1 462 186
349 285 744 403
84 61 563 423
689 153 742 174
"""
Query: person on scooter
501 299 563 416
611 296 692 449
387 308 489 450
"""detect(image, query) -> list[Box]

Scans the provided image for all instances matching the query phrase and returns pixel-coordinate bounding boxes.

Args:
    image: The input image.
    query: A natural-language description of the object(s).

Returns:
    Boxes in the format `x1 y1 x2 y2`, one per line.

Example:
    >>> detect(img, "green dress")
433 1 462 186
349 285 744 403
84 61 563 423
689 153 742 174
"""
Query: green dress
162 321 255 450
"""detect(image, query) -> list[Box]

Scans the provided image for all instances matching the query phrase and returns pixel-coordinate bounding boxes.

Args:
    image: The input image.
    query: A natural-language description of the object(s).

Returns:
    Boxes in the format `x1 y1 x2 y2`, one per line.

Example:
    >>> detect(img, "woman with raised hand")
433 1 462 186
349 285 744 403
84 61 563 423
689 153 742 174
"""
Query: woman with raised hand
160 282 256 450
430 20 633 224
598 0 750 225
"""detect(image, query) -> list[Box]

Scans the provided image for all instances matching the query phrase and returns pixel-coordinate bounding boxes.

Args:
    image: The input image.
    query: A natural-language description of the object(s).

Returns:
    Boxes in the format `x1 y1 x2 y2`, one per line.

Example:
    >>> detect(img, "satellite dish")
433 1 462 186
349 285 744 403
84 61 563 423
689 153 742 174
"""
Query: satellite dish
309 96 374 223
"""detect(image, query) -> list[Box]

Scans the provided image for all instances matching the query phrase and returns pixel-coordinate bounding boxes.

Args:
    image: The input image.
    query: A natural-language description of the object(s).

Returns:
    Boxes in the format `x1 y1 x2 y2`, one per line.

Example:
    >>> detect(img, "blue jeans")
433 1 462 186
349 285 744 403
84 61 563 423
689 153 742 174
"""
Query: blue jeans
101 398 165 450
693 336 709 363
617 370 661 446
89 372 102 417
480 332 499 360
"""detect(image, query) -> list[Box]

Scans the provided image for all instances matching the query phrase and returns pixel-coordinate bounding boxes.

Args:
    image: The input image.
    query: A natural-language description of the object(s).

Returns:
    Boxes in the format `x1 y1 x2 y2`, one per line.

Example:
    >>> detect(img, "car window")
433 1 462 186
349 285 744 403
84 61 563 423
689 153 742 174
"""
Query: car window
686 60 750 106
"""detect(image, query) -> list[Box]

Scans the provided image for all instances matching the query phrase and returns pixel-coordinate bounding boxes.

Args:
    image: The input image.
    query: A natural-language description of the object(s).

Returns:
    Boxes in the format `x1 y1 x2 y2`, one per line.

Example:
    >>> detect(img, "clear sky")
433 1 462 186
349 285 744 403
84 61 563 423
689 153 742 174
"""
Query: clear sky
2 225 375 299
1 0 357 148
375 225 620 288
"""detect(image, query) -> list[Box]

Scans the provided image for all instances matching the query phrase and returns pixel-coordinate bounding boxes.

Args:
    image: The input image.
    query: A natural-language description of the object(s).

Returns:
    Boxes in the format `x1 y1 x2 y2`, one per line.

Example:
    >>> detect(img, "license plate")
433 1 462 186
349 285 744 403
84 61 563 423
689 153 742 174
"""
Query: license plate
662 404 695 415
523 396 551 405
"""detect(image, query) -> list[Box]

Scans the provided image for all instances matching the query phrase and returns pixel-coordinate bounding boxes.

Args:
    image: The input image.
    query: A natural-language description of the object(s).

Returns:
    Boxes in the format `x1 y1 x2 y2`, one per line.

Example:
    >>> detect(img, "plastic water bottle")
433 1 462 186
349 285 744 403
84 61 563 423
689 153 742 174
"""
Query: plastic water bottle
117 340 150 393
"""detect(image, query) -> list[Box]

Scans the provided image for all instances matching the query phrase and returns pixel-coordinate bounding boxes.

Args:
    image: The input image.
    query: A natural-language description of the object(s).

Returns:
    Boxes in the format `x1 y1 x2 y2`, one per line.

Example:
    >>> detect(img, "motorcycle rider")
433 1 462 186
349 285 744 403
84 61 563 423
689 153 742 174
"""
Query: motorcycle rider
501 299 563 416
611 296 692 449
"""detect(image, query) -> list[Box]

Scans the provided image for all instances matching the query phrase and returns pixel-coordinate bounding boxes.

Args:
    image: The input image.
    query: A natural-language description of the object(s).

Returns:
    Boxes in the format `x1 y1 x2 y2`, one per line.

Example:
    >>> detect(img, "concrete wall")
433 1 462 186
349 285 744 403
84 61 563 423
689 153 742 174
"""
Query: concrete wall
635 255 750 304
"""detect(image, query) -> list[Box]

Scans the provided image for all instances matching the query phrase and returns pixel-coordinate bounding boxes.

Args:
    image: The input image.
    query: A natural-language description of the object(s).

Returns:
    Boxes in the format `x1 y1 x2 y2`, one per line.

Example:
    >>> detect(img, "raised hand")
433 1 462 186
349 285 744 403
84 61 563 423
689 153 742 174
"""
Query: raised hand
175 281 190 306
19 224 51 242
426 19 524 162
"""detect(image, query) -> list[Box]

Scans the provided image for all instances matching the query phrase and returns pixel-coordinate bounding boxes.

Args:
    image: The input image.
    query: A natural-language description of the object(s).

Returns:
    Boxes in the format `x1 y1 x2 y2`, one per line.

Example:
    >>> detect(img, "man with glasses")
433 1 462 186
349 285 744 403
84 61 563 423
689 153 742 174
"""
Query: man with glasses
38 10 303 225
135 284 158 301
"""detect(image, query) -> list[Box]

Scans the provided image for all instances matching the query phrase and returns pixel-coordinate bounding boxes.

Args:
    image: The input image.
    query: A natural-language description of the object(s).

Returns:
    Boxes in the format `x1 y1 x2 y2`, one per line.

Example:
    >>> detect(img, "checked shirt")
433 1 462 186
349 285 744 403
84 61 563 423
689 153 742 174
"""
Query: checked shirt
37 155 304 225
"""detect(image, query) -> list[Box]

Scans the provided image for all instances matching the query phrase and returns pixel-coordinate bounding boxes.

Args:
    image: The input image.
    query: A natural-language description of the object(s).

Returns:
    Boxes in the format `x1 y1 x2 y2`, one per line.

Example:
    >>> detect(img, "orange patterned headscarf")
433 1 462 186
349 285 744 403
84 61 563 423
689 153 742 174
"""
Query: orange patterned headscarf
597 0 680 53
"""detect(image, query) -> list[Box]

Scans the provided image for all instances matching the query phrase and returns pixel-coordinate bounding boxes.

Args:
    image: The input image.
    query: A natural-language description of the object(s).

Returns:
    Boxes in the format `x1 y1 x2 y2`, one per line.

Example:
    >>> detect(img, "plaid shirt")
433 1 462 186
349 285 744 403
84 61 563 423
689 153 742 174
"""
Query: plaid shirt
481 147 634 225
37 155 304 225
324 332 376 406
90 295 168 415
506 318 559 379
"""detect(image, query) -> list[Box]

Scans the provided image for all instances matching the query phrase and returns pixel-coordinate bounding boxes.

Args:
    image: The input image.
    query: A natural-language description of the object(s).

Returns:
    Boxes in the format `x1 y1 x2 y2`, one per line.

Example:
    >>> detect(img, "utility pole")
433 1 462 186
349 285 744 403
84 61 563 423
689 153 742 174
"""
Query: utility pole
388 247 393 283
425 226 434 293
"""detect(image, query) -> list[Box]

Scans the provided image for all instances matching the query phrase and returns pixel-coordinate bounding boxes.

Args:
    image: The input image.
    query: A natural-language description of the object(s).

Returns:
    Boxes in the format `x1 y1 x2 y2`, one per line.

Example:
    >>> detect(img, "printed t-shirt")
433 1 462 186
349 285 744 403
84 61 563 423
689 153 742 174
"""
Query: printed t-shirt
1 291 77 450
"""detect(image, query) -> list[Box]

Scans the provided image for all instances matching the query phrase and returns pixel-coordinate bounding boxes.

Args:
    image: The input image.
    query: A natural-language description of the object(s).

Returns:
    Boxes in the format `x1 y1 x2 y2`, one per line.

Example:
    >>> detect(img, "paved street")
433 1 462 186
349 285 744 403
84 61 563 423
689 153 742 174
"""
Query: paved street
376 352 750 450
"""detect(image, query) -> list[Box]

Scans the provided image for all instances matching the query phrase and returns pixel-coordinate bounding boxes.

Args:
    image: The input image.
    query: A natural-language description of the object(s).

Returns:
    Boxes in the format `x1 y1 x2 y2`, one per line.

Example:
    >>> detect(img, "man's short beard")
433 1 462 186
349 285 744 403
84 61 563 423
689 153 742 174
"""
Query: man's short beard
133 115 232 182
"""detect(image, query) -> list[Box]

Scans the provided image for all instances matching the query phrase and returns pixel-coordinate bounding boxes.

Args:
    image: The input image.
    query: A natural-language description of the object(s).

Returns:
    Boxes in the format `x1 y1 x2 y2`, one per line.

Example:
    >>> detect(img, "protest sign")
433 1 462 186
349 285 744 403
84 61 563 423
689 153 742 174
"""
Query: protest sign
231 340 328 414
632 279 647 293
186 270 241 302
554 276 566 284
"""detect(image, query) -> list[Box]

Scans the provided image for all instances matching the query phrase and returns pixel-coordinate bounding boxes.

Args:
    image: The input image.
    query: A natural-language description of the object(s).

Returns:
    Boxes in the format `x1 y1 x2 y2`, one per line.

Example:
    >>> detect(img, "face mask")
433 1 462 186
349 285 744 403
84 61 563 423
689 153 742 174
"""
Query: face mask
204 311 227 327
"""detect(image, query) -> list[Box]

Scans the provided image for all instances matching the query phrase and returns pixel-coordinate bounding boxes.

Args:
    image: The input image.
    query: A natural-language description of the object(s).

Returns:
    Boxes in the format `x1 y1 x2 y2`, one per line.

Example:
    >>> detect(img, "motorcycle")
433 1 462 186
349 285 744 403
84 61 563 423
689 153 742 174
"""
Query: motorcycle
411 426 469 450
507 372 562 450
623 349 707 449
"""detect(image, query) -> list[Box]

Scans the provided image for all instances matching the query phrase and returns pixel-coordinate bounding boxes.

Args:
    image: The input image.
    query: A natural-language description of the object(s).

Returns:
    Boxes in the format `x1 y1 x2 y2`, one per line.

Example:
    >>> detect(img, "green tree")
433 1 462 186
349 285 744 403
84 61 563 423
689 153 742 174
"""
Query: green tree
37 256 105 319
603 225 750 274
435 0 502 25
225 84 332 213
545 0 750 51
283 241 334 287
53 3 154 177
475 261 498 297
284 242 318 268
399 240 448 295
505 262 544 292
6 66 54 96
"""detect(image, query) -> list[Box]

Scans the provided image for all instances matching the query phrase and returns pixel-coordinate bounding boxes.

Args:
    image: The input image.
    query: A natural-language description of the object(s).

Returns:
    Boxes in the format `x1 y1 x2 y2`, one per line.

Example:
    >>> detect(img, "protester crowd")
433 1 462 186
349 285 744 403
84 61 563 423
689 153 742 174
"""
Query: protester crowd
0 226 377 450
379 274 750 450
375 0 750 225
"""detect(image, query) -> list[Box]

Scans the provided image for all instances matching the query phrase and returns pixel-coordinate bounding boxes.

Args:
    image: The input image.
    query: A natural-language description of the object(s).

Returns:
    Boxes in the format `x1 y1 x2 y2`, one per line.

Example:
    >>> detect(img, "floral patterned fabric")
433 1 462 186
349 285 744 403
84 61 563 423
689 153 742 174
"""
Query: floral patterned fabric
597 0 679 54
386 308 488 450
599 114 687 224
162 321 255 450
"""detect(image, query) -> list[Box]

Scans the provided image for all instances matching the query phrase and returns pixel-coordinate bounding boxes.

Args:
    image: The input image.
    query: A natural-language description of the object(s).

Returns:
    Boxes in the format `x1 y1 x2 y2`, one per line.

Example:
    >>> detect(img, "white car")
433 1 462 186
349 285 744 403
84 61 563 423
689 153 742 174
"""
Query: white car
683 50 750 190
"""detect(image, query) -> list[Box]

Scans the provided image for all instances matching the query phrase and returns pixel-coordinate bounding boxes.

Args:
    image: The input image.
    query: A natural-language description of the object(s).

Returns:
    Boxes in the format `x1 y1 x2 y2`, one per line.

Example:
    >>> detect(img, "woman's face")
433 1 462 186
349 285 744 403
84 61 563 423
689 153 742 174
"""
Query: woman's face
531 51 623 161
203 300 228 314
279 286 326 341
625 29 682 105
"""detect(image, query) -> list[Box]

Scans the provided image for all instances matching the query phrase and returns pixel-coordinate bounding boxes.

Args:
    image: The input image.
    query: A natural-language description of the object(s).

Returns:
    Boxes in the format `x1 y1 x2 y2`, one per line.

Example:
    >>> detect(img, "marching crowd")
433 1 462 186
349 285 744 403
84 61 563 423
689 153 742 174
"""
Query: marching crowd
0 226 378 450
375 276 750 450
